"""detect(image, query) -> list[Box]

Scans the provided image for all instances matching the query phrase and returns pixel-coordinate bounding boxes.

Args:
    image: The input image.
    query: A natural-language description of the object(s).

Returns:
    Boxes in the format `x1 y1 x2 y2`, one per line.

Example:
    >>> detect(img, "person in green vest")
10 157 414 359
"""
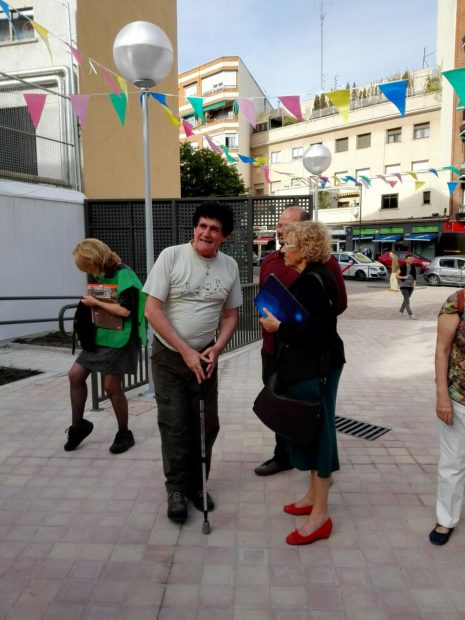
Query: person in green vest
65 238 146 454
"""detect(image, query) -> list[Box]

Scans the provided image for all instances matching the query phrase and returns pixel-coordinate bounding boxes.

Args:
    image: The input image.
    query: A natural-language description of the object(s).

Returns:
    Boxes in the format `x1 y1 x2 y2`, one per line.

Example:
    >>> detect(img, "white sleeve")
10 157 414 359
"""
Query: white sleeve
225 262 243 309
142 248 172 301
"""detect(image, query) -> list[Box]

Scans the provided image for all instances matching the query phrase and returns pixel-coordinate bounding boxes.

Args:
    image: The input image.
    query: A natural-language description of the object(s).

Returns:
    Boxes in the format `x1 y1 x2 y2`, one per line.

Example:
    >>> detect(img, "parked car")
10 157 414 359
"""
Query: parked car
377 250 431 273
332 252 388 280
423 255 465 286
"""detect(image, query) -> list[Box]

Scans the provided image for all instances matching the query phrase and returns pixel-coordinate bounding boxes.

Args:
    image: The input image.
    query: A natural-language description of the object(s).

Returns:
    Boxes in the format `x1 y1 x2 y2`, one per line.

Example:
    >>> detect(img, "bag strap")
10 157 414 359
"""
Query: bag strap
306 271 332 384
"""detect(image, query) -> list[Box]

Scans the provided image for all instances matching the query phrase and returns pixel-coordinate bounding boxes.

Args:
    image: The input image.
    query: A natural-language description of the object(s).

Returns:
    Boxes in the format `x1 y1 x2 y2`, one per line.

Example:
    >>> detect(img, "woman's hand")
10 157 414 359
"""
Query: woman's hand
259 308 281 333
436 396 454 425
81 295 98 307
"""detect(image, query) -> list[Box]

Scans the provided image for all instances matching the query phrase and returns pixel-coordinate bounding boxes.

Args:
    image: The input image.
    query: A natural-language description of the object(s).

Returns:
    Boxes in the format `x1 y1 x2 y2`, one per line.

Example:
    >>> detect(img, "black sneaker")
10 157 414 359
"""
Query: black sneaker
109 430 135 454
189 490 215 512
64 419 94 451
167 491 188 523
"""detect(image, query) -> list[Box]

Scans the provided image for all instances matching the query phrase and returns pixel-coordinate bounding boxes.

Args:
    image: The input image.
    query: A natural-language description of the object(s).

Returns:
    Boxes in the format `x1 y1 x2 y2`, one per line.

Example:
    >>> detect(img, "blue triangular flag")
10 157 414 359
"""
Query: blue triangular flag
238 154 256 163
448 181 458 195
0 0 20 38
428 168 439 177
378 80 407 116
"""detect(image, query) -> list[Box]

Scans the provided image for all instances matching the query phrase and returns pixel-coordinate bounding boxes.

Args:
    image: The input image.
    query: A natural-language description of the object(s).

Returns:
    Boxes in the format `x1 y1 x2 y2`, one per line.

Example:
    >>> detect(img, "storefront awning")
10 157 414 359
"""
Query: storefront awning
203 100 226 112
355 235 374 240
404 233 437 242
374 234 403 242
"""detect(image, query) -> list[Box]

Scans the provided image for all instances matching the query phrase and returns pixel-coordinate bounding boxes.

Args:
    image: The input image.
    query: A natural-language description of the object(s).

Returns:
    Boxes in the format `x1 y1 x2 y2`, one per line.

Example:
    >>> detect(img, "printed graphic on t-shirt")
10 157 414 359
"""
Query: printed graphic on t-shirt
182 278 225 301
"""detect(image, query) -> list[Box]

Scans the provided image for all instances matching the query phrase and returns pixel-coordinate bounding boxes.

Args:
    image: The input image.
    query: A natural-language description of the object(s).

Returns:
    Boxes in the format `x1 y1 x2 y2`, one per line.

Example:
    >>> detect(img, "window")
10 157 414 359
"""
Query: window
271 181 281 193
254 185 264 195
270 151 281 164
292 147 303 160
381 194 398 209
254 121 268 133
385 164 400 175
0 7 34 43
423 191 431 204
184 83 197 101
291 177 302 187
224 133 237 148
335 171 348 180
412 160 428 171
0 106 37 175
356 168 370 179
201 71 237 94
356 133 371 149
386 128 402 143
335 137 348 152
439 259 455 268
414 122 430 139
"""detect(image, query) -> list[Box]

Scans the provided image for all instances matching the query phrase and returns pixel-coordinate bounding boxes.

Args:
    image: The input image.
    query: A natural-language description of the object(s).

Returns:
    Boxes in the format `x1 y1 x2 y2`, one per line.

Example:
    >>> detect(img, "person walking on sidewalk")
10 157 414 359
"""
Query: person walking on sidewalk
254 205 347 477
66 239 146 454
397 254 417 319
143 202 242 524
389 251 399 291
430 288 465 546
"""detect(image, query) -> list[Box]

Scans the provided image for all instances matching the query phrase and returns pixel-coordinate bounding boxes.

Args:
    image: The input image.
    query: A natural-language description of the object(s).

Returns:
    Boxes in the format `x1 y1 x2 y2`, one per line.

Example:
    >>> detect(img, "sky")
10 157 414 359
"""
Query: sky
177 0 438 103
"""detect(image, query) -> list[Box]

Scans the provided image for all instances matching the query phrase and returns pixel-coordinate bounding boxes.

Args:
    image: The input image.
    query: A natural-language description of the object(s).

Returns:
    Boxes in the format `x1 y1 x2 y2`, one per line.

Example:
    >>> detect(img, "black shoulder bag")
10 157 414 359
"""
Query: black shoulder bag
72 301 96 354
252 272 330 445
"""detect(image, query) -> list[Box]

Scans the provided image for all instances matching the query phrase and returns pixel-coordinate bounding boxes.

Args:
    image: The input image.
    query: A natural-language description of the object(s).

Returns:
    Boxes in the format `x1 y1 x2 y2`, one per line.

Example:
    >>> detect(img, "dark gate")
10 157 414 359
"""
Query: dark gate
85 195 311 282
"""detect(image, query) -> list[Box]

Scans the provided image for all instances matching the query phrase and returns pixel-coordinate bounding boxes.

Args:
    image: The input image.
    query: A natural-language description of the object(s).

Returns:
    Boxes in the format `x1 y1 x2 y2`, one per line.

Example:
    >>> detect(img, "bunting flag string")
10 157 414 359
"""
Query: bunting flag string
278 96 303 121
69 94 90 127
325 90 350 123
378 80 407 116
23 93 47 129
448 181 459 195
237 98 257 128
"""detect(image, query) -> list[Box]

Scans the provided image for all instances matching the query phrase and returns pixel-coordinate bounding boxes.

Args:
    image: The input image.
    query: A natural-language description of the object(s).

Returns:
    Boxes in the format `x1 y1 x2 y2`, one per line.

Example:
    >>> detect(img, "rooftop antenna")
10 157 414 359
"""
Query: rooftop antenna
320 0 326 91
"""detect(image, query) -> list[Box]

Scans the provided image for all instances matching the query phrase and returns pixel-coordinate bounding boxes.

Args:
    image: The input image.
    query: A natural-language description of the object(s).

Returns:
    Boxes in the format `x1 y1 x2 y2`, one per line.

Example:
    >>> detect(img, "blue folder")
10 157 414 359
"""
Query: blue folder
254 274 309 324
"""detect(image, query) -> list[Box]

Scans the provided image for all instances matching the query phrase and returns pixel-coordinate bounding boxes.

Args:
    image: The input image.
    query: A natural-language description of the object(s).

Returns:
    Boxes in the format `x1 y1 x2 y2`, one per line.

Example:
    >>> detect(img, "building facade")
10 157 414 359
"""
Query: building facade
178 56 271 190
250 69 448 258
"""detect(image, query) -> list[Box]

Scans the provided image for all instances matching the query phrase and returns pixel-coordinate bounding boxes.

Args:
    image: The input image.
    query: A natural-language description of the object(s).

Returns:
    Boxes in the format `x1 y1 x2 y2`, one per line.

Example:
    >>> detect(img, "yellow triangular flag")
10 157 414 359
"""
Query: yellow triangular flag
162 105 180 127
117 76 128 98
407 171 419 181
415 181 425 191
333 175 341 184
253 156 268 166
326 89 350 123
30 20 52 62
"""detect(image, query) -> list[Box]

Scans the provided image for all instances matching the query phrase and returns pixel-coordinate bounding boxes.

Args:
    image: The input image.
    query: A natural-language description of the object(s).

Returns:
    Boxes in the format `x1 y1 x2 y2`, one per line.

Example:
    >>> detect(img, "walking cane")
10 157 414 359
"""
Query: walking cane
199 367 211 535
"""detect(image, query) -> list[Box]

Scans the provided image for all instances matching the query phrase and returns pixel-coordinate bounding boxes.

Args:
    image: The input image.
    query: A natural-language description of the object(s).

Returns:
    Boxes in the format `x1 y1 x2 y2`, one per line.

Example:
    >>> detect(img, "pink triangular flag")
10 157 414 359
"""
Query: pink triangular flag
205 134 221 153
394 173 403 183
182 119 194 137
387 179 397 188
98 64 121 95
278 95 303 121
263 165 271 184
67 43 82 66
70 94 90 127
237 97 256 128
23 93 47 129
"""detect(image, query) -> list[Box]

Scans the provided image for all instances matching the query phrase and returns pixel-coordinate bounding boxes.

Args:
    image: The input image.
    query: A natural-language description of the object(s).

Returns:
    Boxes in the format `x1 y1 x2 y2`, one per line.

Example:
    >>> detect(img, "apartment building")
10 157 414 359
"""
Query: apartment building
250 69 448 257
178 56 271 189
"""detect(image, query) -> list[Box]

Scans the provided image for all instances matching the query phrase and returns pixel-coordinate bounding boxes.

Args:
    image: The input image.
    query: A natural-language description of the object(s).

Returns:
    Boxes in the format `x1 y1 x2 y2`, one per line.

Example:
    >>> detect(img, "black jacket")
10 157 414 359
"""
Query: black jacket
277 262 345 383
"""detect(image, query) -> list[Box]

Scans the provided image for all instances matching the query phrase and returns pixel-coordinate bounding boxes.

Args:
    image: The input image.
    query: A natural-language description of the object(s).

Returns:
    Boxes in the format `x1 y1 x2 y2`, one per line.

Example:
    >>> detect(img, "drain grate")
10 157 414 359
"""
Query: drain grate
335 416 391 441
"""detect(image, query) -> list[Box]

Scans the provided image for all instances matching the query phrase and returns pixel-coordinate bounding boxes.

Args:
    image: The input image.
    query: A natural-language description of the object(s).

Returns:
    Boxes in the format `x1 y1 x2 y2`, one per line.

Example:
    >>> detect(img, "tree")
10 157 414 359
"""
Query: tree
320 93 327 108
180 143 247 197
313 93 321 110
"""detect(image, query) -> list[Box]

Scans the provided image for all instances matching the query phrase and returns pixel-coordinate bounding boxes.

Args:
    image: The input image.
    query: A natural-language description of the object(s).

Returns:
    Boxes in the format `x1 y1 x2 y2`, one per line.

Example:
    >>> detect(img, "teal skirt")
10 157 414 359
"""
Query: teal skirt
283 366 343 477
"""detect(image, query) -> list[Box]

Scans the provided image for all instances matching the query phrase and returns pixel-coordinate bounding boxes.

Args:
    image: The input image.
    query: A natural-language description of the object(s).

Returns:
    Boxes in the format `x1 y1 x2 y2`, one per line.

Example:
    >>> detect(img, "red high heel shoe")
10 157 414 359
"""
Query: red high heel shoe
286 517 332 545
283 502 313 516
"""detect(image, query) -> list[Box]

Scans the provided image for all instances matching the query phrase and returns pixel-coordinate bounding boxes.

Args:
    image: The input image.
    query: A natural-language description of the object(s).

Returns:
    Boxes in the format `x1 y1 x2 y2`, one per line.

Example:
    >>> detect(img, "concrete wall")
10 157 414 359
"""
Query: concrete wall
77 0 180 199
0 180 86 340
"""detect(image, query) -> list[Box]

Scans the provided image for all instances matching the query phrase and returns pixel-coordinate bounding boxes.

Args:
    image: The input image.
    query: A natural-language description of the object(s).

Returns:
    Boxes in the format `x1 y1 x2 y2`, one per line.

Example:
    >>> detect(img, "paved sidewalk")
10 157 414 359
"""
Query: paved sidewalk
0 282 465 619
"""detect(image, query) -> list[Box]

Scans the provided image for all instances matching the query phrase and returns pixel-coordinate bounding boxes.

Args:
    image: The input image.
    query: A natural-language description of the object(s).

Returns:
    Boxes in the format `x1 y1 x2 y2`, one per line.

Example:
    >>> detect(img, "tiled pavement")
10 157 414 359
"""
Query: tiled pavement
1 281 465 619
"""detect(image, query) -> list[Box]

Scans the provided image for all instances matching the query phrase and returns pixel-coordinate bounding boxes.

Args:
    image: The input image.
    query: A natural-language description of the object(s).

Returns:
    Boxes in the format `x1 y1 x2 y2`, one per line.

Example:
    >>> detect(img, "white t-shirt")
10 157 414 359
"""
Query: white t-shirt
143 242 243 351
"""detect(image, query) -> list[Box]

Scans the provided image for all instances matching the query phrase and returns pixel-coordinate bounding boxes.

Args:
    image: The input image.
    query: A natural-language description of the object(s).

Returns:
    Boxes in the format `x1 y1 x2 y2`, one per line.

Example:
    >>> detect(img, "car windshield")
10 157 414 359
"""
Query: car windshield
353 252 372 263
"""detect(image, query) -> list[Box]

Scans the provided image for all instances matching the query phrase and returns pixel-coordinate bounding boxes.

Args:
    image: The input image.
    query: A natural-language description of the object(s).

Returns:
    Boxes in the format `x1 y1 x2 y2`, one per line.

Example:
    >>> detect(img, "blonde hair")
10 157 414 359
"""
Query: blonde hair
284 221 331 264
72 238 121 274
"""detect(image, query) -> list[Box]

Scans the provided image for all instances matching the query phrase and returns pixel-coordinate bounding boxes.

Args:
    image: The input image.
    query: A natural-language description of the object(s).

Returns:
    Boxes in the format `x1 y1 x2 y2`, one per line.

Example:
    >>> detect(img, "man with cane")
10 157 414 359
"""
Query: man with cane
254 205 347 476
143 202 242 524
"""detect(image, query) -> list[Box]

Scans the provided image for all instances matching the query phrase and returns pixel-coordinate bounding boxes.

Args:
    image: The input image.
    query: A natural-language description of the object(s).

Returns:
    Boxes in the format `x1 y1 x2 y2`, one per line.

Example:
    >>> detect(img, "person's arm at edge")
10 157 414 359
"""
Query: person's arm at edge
202 307 239 378
144 294 206 384
435 312 459 425
327 255 347 315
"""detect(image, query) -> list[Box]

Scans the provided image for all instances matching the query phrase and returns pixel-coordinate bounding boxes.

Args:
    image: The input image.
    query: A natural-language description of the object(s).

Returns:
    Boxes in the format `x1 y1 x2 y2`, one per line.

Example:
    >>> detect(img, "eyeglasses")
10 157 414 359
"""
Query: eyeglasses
283 243 297 249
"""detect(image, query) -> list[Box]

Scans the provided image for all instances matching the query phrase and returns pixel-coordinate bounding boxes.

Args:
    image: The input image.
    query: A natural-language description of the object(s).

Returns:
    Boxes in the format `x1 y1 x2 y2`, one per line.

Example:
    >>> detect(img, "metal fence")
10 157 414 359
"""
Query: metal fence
85 195 312 283
0 68 80 189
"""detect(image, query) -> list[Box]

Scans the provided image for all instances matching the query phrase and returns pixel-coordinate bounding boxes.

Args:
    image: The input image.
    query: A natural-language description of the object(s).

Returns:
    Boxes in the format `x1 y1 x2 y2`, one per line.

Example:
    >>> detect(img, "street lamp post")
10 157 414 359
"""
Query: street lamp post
113 21 174 393
113 20 174 278
302 144 332 221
